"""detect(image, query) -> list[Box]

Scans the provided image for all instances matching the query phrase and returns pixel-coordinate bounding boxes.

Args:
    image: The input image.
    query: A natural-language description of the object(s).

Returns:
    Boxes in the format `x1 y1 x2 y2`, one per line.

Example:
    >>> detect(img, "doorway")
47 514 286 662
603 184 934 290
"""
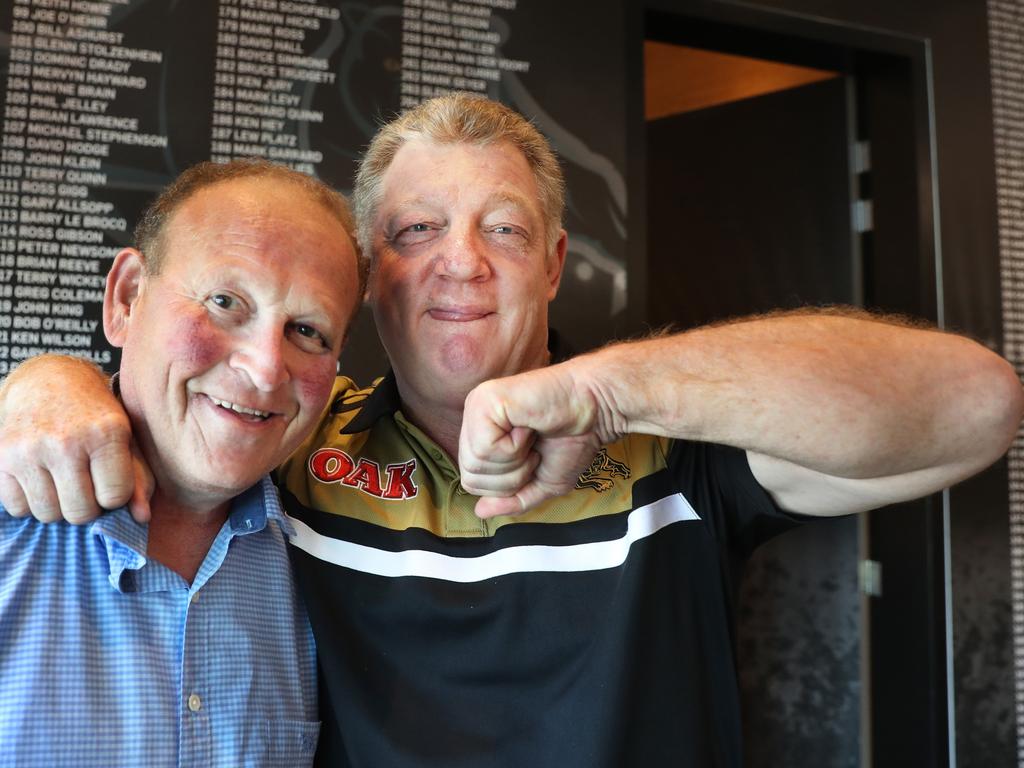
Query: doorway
633 4 945 766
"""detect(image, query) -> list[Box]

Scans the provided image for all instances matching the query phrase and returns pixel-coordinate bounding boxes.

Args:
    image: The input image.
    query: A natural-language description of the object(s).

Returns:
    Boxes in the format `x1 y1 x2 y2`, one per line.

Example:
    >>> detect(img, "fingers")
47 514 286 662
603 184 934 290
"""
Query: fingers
0 412 135 525
7 466 63 523
90 439 136 512
461 450 541 497
467 435 603 519
126 444 154 524
0 357 133 524
472 469 584 520
475 495 525 519
459 368 604 519
0 471 30 518
472 481 560 520
53 462 102 525
17 456 101 524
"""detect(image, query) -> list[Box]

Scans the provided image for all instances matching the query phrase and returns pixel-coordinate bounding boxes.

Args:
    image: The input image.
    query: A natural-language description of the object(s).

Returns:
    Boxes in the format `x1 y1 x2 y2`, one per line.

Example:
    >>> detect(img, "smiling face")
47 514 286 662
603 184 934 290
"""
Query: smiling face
367 139 567 415
105 176 360 510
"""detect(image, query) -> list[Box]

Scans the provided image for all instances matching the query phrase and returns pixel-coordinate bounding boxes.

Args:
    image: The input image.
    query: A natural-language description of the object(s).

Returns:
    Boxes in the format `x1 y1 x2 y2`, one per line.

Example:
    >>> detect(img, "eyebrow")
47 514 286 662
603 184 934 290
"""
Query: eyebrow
388 195 435 211
387 190 535 213
484 192 534 213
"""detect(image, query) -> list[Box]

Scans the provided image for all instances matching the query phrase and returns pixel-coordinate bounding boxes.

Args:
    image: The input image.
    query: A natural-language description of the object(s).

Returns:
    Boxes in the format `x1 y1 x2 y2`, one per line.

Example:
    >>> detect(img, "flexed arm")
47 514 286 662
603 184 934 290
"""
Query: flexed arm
0 354 150 523
459 311 1024 518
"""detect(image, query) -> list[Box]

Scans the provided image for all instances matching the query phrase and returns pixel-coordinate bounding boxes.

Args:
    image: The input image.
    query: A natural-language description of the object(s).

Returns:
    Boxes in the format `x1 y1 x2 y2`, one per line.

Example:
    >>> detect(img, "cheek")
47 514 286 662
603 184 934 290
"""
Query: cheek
165 314 226 369
371 260 415 305
124 305 225 377
293 357 337 410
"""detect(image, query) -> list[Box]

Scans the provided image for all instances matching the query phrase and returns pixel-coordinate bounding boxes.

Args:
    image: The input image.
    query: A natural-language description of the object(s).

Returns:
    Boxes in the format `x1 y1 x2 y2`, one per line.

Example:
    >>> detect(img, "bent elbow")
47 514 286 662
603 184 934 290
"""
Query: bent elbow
975 353 1024 464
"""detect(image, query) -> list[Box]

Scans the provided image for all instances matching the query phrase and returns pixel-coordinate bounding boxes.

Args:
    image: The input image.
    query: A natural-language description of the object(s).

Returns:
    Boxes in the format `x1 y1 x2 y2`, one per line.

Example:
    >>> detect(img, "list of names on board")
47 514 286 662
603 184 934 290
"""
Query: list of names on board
1 0 166 373
211 0 338 174
400 0 531 107
0 0 615 376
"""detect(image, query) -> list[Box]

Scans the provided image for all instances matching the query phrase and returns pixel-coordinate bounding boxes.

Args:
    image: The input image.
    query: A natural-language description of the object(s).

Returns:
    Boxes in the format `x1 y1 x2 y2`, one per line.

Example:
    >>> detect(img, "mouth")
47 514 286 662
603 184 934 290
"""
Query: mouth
207 395 274 422
427 307 493 322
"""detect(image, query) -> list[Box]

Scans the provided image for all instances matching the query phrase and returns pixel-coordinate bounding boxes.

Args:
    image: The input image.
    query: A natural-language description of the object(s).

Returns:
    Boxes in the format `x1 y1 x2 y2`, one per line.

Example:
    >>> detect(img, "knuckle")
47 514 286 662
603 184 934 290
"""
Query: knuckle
45 431 91 461
0 433 41 468
89 414 132 448
95 483 133 510
0 494 29 517
33 506 61 524
64 505 100 525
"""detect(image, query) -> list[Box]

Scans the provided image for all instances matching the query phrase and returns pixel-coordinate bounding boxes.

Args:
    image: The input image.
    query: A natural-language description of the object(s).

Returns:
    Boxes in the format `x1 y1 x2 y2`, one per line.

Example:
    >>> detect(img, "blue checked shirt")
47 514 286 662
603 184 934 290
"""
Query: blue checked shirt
0 476 318 768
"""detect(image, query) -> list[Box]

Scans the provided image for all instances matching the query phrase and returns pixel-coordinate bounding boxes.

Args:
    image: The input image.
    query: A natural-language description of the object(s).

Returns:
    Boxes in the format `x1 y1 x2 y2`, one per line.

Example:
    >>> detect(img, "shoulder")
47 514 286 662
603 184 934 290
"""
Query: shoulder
278 375 392 481
0 512 84 570
328 376 381 431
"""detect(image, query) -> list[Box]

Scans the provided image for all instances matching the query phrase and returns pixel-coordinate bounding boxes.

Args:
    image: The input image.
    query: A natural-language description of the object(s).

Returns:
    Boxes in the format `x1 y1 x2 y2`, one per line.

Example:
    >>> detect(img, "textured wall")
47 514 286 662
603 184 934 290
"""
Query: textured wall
987 1 1024 764
738 518 861 768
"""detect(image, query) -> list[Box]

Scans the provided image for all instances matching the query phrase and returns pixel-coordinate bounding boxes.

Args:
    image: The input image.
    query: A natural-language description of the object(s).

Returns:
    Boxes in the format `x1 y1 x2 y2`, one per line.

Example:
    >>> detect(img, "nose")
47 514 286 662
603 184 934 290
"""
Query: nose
435 227 492 282
229 321 291 392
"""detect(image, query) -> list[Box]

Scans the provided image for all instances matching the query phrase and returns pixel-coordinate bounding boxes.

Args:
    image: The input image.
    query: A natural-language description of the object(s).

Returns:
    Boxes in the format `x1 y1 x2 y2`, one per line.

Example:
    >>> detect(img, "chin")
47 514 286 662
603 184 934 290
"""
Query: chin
192 464 266 496
437 335 497 376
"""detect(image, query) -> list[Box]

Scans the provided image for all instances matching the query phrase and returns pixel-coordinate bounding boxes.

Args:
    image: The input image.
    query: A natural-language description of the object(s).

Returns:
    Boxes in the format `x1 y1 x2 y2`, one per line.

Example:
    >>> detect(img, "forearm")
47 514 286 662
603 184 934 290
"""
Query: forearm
572 312 1023 480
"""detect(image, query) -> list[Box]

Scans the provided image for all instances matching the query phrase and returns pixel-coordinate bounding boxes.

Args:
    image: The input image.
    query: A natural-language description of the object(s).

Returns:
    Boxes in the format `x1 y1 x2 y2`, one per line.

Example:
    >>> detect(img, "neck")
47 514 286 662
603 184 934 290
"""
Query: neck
391 348 555 461
146 491 230 584
394 382 466 461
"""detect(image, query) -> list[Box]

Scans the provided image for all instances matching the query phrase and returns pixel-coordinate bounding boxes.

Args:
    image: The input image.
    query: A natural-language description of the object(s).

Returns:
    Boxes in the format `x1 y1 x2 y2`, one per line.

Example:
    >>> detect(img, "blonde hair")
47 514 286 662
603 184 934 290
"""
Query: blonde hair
353 92 565 258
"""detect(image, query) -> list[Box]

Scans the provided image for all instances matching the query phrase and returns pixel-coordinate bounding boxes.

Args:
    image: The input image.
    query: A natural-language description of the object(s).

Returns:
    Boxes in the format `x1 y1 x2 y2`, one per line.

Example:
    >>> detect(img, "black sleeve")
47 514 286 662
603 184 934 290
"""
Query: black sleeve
664 439 809 561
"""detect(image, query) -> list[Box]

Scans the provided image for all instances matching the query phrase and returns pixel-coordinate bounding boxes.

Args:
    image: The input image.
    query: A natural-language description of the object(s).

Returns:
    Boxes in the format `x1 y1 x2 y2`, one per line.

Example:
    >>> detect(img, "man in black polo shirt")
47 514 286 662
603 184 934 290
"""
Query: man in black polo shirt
2 93 1021 767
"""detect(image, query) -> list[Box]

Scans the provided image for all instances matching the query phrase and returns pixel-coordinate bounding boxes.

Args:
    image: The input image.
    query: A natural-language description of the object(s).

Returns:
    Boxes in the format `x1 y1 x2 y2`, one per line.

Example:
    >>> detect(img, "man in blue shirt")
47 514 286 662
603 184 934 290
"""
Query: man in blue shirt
0 159 363 767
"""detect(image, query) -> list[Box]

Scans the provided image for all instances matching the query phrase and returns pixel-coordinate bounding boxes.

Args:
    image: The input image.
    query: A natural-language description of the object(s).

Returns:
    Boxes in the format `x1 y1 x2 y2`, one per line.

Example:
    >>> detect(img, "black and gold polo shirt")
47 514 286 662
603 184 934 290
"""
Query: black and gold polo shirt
279 372 802 768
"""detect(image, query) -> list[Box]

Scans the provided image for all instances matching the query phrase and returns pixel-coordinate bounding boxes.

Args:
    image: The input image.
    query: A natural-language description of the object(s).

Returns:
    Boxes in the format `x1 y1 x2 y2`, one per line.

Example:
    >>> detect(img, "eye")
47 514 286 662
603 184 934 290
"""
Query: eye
208 292 239 311
487 223 529 242
288 322 330 353
390 220 442 247
294 323 319 340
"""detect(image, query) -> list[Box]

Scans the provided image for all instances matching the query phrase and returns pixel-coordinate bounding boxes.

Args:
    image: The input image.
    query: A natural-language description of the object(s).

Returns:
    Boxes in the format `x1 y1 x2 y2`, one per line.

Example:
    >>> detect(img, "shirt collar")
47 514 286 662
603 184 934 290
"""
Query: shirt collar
90 475 287 589
89 508 148 588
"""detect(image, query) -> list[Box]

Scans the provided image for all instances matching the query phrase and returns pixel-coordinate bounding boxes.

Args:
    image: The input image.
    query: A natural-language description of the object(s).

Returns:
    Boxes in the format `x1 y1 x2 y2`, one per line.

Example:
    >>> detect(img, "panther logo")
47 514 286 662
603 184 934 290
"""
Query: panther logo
575 448 631 492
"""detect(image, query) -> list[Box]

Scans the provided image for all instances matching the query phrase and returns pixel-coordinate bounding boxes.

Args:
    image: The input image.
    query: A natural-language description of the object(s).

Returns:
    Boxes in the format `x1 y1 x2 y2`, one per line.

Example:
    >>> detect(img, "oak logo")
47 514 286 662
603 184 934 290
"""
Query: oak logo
575 448 631 492
308 448 419 500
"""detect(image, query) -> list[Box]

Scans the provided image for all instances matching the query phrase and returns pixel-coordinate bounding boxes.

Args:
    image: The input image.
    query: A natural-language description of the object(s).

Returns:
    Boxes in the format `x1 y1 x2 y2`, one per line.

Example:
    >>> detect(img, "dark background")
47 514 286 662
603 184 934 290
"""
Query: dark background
0 1 1014 765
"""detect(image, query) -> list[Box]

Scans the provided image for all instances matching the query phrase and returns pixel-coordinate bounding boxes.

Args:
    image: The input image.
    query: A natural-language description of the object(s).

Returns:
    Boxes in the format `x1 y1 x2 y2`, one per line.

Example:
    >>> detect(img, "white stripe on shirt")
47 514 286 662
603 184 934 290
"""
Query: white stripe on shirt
287 492 700 583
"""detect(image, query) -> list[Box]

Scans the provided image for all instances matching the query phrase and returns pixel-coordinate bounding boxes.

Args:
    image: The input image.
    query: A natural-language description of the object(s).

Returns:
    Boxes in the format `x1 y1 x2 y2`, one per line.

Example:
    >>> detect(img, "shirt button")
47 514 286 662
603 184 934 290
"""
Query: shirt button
190 592 199 604
187 693 202 712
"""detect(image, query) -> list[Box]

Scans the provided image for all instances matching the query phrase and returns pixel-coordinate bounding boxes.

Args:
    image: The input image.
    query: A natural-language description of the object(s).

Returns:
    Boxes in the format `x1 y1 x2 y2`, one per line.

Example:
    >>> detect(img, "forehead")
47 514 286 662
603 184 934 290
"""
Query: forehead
165 178 345 260
171 177 326 237
160 178 359 310
379 139 542 216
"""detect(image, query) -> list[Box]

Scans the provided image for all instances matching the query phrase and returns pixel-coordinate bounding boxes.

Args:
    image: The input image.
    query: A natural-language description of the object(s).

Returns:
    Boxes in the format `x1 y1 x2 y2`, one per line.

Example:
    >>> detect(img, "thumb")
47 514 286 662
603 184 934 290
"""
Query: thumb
127 440 154 524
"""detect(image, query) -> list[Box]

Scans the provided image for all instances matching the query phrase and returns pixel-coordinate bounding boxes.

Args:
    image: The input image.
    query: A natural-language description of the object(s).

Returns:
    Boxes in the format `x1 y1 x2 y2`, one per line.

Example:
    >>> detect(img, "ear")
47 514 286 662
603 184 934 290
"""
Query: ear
103 248 146 348
545 229 568 301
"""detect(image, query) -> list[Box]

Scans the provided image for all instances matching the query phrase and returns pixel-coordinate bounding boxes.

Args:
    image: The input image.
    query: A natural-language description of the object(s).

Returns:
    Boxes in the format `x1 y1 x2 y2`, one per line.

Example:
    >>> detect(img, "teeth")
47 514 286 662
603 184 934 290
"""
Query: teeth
209 396 271 418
